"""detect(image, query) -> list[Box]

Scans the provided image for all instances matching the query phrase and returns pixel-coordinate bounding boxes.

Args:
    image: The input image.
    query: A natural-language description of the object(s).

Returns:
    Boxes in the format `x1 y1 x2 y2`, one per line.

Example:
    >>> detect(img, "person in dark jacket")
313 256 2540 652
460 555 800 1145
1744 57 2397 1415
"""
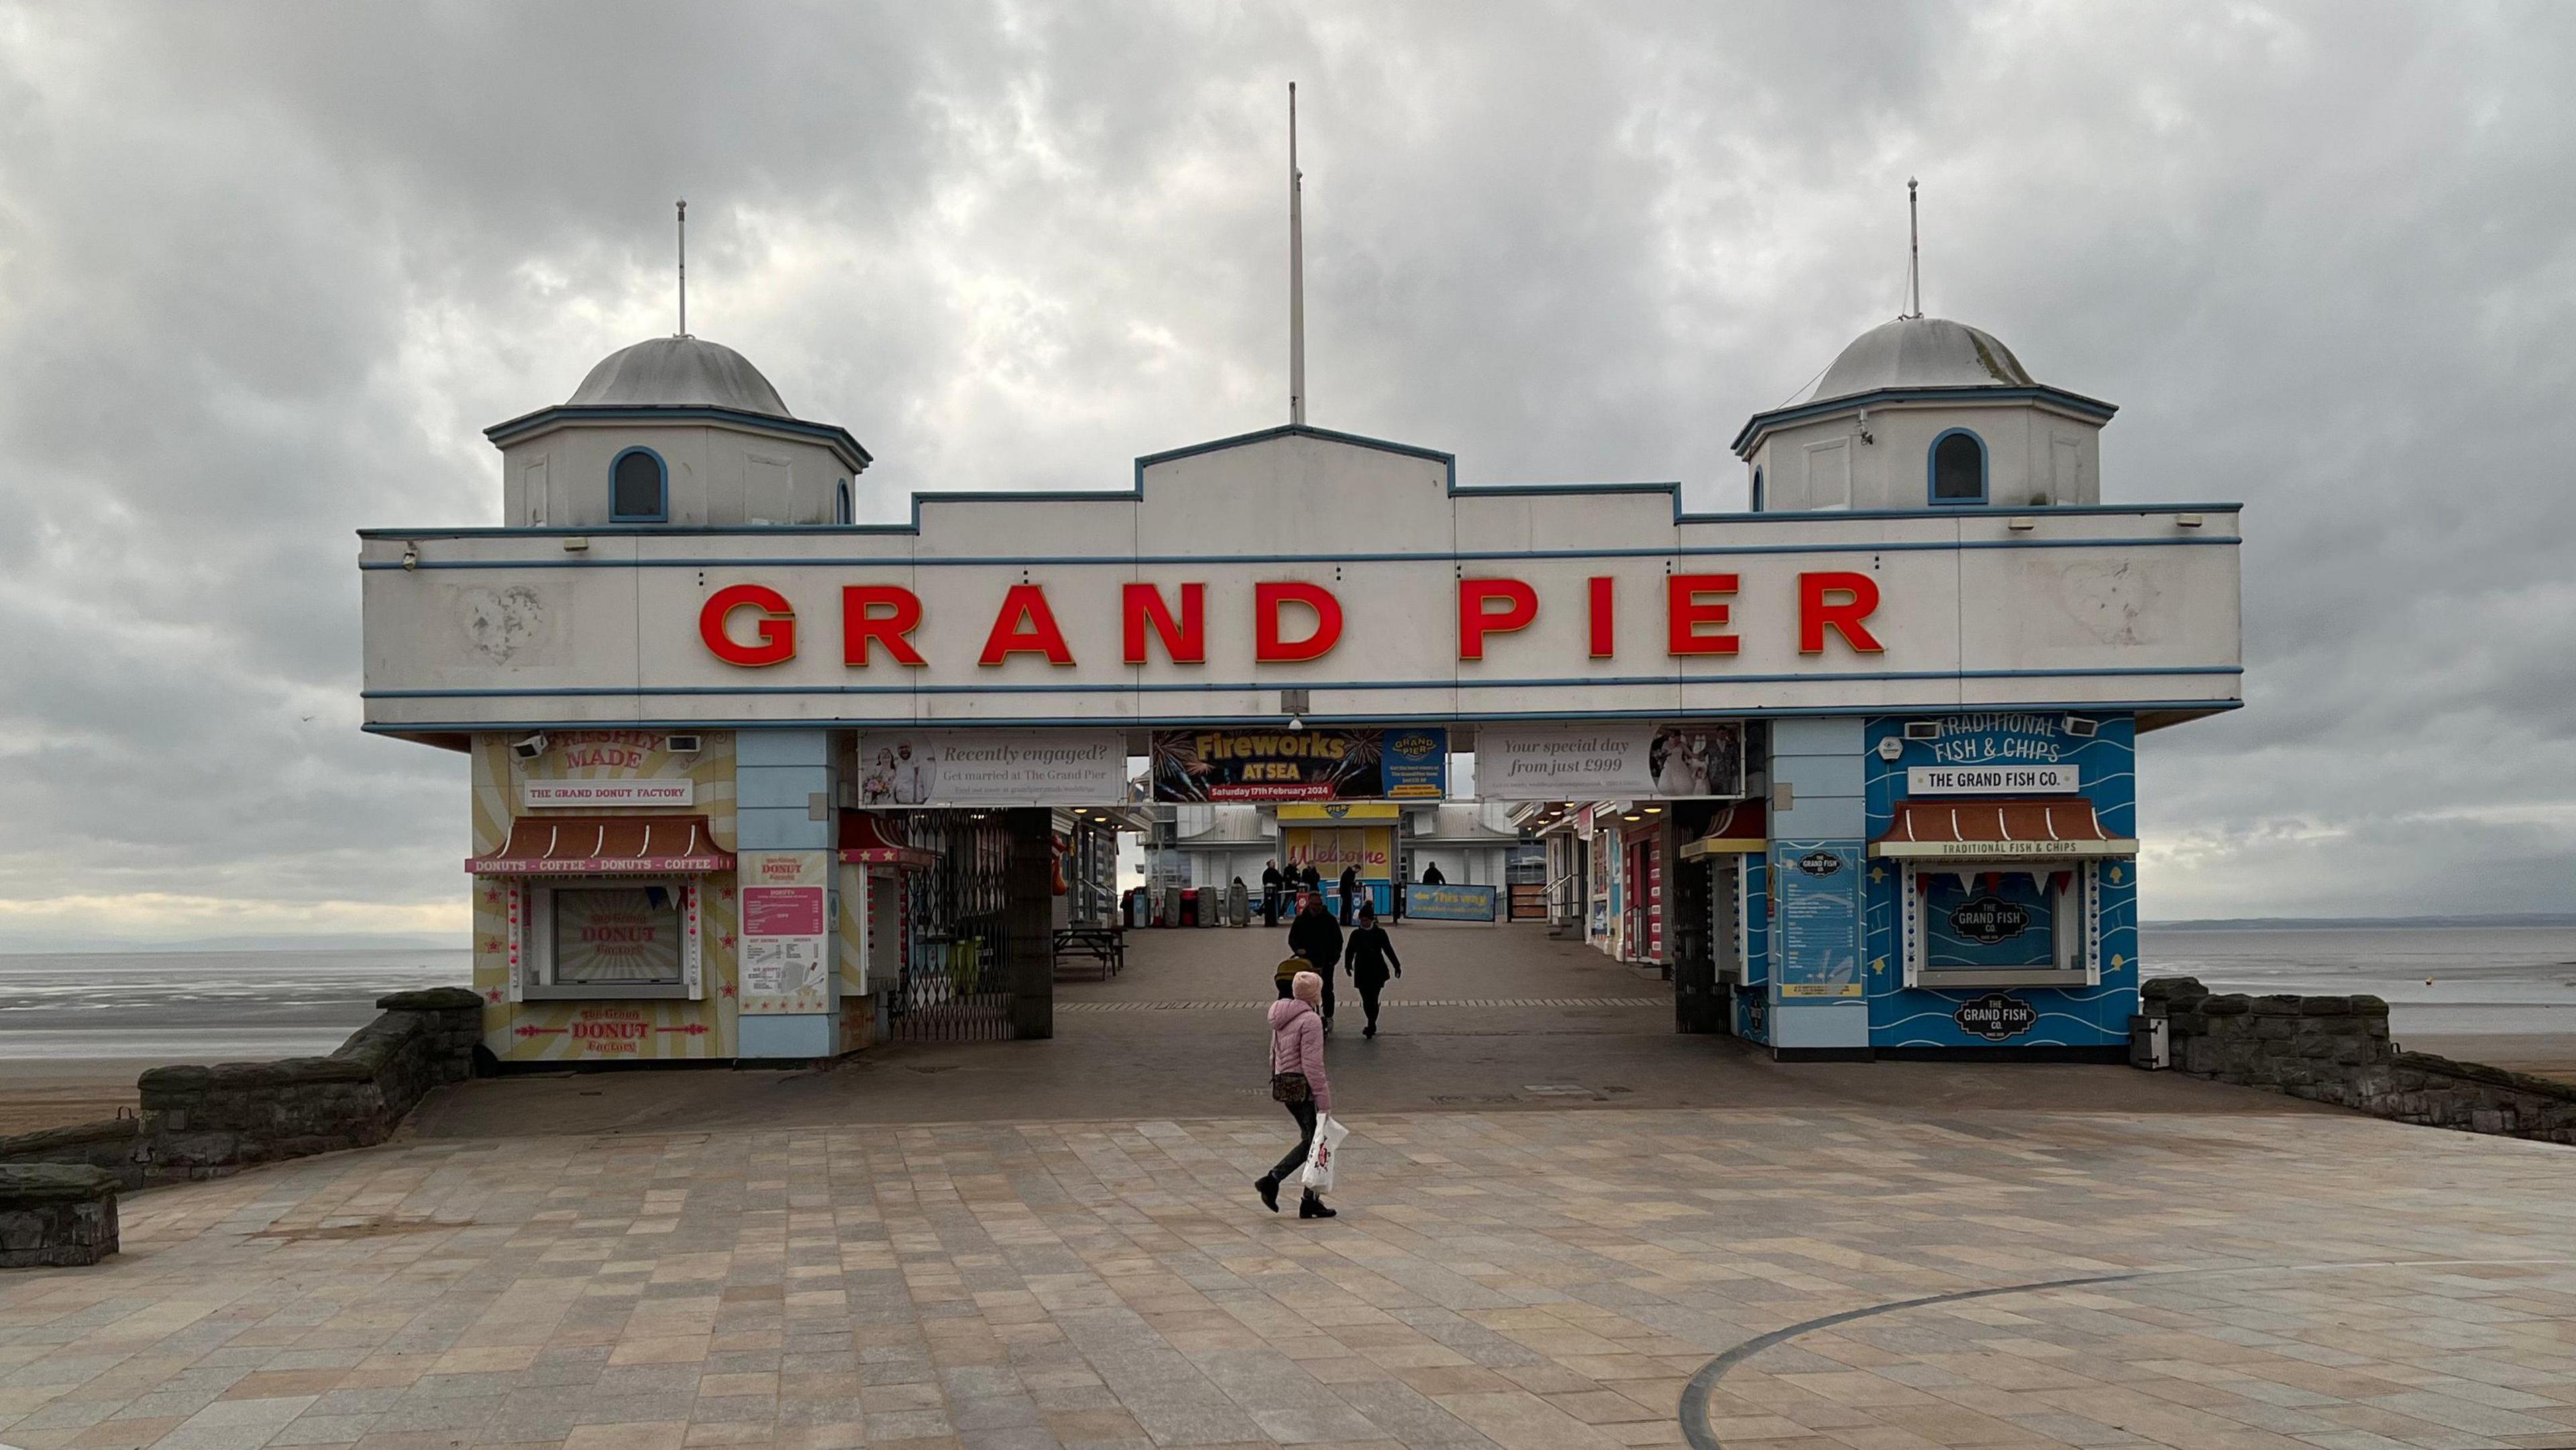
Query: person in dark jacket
1338 864 1360 923
1301 862 1322 896
1260 860 1284 927
1420 862 1446 885
1287 894 1342 1029
1342 903 1402 1038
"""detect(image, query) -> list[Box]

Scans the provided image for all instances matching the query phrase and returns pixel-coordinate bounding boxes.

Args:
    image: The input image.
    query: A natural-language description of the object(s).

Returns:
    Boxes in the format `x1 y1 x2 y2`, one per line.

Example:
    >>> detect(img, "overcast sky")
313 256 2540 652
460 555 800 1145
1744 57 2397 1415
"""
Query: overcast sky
0 1 2569 947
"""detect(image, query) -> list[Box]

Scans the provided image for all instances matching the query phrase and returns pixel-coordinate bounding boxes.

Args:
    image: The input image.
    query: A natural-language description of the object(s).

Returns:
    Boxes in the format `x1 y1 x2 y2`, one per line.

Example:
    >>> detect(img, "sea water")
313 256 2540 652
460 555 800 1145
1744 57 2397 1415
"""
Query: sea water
3 928 2572 1065
0 950 470 1064
2143 925 2576 1037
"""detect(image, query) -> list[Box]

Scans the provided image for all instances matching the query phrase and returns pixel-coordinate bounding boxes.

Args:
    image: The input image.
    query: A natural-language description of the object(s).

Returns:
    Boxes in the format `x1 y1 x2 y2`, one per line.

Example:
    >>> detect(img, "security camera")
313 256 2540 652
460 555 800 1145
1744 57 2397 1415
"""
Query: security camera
1902 721 1941 741
511 733 550 760
2061 716 2099 739
1856 409 1874 444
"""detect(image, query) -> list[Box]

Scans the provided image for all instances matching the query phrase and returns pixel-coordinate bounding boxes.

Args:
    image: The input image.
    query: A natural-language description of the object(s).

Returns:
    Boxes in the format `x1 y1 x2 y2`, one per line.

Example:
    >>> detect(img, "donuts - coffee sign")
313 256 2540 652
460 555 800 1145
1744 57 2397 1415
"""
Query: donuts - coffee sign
1953 992 2039 1041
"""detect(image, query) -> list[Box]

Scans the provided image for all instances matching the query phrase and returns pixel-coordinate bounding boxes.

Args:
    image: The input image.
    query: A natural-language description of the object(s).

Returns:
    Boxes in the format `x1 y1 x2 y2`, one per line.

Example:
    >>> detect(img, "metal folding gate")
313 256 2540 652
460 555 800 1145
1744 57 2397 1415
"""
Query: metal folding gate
888 812 1017 1043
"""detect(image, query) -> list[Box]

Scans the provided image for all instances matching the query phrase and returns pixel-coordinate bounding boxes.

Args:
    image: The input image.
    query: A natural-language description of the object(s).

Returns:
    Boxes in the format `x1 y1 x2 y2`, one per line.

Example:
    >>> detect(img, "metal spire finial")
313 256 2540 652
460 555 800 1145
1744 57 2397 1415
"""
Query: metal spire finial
1904 178 1921 320
1288 83 1306 427
676 199 690 338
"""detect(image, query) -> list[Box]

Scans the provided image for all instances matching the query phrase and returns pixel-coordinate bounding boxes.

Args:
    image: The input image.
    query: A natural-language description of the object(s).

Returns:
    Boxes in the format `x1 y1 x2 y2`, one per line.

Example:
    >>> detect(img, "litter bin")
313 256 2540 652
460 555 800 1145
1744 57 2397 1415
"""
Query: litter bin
1179 888 1200 927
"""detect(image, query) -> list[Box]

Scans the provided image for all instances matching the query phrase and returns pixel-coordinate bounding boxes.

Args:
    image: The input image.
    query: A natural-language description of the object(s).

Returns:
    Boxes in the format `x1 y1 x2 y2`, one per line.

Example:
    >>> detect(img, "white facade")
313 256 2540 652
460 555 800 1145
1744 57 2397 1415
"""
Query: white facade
362 427 2241 737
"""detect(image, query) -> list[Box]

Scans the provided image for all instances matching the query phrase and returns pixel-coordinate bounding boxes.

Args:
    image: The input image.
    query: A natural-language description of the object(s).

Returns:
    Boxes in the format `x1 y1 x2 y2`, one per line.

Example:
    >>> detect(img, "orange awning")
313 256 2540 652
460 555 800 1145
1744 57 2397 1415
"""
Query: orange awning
1872 798 2136 860
1678 798 1768 859
838 810 938 870
468 815 732 875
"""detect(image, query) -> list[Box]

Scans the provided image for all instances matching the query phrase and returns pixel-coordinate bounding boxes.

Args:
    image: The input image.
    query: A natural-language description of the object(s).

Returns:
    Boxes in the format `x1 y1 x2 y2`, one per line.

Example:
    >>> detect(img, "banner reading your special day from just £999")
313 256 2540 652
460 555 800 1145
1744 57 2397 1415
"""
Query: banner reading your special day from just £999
1475 722 1746 801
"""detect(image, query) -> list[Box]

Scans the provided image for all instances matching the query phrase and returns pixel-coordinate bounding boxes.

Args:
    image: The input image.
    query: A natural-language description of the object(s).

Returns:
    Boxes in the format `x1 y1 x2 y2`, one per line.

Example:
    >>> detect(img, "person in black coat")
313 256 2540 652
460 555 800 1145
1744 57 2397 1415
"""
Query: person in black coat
1338 864 1360 924
1342 903 1402 1038
1421 862 1446 885
1301 862 1322 894
1287 894 1342 1029
1260 860 1283 927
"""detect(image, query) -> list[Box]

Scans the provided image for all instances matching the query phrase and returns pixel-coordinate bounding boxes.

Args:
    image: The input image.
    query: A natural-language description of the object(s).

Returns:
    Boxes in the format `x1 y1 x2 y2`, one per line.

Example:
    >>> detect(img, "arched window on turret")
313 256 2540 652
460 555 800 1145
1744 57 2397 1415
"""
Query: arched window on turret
1928 429 1986 505
1750 466 1765 511
611 446 668 521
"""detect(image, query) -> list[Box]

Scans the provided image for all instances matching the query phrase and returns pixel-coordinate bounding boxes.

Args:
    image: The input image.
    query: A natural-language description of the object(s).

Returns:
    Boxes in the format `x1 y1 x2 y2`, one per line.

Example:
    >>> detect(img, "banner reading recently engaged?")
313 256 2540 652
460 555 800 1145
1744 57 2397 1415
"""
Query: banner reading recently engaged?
859 730 1127 807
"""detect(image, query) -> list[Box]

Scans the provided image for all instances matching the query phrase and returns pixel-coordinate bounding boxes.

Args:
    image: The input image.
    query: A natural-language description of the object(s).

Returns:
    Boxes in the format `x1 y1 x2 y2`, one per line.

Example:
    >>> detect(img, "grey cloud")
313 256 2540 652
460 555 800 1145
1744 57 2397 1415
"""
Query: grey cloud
0 0 2570 941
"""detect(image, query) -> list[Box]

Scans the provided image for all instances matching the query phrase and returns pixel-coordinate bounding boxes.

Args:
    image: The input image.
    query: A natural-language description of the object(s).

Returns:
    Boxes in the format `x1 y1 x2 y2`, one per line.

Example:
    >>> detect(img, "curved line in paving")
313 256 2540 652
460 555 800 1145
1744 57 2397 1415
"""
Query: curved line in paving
1675 1257 2576 1450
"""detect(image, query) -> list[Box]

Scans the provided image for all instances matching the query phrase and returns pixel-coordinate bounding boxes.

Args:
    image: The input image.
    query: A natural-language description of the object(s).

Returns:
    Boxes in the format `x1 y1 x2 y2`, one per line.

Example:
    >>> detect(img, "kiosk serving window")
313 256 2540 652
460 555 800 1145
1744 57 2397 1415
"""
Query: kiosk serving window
521 880 702 1000
1905 865 2093 987
550 885 684 987
1872 797 2133 990
468 815 729 1003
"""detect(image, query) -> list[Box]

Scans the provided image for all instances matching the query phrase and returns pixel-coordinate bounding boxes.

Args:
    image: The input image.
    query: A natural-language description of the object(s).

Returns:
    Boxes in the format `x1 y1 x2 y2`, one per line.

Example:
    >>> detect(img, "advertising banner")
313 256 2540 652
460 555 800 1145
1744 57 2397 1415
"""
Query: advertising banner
858 730 1127 807
1478 722 1744 801
1152 727 1448 802
738 849 830 1015
1404 882 1498 922
1774 839 1864 998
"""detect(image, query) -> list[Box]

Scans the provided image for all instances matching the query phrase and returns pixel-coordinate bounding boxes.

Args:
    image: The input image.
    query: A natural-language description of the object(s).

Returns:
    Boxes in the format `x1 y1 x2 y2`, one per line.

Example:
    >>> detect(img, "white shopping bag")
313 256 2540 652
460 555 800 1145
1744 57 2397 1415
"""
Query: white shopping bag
1301 1113 1349 1192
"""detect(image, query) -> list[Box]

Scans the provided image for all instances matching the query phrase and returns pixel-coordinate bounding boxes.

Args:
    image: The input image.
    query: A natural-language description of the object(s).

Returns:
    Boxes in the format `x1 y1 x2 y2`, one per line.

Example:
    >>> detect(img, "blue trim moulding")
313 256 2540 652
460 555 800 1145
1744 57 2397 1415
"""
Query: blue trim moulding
361 423 2241 545
1926 427 1988 507
485 403 873 474
1732 383 2119 456
358 533 2240 572
608 445 670 523
365 698 2243 737
363 665 2242 702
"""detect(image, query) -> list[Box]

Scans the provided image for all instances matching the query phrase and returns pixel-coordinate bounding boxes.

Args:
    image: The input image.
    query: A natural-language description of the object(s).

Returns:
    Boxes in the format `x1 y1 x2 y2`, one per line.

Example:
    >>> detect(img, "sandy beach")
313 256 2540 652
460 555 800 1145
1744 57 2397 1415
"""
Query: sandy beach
5 929 2574 1136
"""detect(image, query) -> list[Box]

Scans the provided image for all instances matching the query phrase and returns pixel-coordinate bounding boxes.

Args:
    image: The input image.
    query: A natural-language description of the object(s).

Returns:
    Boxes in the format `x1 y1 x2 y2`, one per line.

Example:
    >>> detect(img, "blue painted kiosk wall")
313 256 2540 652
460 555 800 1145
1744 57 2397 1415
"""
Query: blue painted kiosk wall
1860 713 2140 1051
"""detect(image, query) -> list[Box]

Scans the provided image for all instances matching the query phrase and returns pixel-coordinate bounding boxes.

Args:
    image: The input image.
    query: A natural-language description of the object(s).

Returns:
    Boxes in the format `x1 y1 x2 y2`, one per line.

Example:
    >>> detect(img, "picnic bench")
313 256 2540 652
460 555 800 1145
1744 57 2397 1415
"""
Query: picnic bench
1051 925 1126 981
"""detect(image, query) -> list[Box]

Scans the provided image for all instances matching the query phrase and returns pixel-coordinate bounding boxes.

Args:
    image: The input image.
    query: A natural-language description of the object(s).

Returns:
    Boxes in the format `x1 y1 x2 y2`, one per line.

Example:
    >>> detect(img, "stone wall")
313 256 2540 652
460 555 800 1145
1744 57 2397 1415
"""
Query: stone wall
0 1166 119 1268
2145 976 2576 1145
0 986 484 1192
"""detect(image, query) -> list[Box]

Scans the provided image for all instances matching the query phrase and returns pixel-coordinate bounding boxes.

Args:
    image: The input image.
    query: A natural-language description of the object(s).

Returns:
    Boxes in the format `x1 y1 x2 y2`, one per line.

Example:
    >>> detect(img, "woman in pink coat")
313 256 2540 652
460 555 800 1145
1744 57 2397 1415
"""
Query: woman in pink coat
1256 970 1336 1219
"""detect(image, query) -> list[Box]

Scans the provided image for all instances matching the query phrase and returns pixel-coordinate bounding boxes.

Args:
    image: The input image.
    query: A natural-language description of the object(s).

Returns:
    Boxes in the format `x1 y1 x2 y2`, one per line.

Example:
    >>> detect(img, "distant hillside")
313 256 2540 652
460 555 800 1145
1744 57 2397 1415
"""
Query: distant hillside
2146 914 2576 931
0 933 468 955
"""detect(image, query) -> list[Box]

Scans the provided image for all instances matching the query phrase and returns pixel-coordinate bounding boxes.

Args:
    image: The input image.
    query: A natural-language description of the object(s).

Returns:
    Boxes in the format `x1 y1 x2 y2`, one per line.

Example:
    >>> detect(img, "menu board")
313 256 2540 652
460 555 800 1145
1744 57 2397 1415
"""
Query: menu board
1775 840 1864 998
737 850 830 1015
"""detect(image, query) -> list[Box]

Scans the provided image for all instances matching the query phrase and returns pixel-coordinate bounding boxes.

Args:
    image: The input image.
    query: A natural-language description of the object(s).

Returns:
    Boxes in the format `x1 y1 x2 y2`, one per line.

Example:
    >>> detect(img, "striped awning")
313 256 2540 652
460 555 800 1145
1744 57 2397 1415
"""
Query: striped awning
1871 798 2136 860
838 810 938 870
1678 798 1768 860
468 815 732 875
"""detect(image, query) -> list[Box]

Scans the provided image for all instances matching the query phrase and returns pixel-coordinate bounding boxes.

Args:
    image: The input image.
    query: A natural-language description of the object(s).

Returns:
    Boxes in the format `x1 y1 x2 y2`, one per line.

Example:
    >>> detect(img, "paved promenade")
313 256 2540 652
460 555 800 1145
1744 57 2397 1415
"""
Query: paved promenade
6 927 2576 1450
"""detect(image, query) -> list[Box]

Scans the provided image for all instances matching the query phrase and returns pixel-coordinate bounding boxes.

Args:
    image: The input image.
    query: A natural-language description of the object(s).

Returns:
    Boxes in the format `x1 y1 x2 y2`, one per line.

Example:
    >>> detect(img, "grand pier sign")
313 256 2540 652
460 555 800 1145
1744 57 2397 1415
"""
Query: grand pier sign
360 426 2241 737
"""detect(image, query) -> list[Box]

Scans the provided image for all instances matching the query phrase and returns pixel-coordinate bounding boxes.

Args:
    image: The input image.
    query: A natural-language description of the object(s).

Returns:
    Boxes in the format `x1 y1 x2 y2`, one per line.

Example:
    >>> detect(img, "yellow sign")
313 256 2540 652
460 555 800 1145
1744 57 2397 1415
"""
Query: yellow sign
1277 803 1401 822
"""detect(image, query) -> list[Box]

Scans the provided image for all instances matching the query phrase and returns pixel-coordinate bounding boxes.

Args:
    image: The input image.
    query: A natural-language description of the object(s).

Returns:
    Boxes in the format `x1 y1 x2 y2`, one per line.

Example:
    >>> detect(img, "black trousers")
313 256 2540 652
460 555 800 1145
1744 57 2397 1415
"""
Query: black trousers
1263 889 1279 926
1354 976 1385 1030
1267 1098 1319 1184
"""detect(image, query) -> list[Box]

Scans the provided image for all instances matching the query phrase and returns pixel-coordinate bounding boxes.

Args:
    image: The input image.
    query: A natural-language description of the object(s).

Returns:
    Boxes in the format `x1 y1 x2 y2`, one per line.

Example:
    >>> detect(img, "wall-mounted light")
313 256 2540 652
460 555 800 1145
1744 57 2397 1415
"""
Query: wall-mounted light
400 546 418 570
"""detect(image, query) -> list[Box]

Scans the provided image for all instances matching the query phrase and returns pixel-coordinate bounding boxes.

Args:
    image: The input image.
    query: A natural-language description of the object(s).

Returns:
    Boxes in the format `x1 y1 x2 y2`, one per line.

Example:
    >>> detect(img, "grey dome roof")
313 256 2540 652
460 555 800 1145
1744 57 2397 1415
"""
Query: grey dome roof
1808 316 2033 402
568 335 792 417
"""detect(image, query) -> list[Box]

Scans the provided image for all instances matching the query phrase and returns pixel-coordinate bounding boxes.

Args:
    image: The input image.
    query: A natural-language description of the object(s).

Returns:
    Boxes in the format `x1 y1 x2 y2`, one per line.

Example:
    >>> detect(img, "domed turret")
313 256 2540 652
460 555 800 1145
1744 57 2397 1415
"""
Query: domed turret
568 336 793 417
1732 313 2113 514
485 335 869 529
1808 317 2033 401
